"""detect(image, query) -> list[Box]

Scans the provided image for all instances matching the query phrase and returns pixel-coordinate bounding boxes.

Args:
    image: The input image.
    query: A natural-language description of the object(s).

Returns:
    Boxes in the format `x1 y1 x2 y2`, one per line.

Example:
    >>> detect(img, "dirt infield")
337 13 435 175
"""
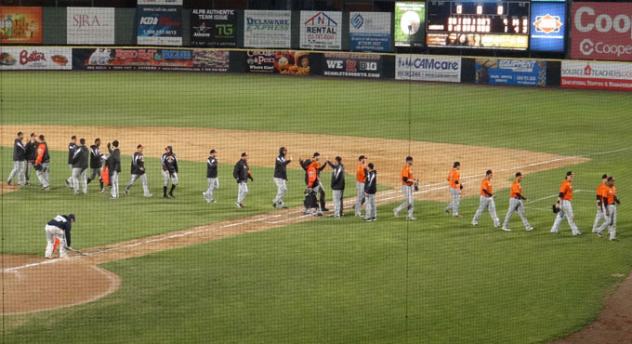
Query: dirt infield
0 182 18 195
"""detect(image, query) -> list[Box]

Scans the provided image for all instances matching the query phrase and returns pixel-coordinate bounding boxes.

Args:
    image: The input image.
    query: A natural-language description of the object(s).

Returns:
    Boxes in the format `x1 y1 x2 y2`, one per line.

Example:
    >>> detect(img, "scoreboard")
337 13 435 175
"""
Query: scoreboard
426 0 530 50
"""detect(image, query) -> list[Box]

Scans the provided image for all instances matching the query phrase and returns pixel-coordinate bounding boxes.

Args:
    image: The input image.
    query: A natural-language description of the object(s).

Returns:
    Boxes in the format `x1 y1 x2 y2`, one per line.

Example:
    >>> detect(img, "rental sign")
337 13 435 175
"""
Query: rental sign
570 2 632 61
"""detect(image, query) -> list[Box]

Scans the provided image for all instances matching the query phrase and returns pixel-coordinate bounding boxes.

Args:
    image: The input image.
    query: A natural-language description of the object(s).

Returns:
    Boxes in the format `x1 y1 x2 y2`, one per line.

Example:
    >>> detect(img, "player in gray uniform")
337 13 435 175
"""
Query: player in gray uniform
355 155 368 217
70 138 89 195
161 146 179 198
34 135 51 191
203 149 219 203
327 156 345 218
24 133 37 185
125 144 152 197
273 146 292 209
233 152 253 208
65 136 77 188
7 131 26 186
595 176 619 241
87 138 103 191
364 163 377 222
106 140 121 199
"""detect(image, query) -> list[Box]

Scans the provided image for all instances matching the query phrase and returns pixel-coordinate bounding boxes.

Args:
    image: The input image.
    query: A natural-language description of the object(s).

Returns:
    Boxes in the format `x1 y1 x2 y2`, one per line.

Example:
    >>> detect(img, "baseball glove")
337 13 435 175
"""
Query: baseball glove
413 181 419 192
34 164 42 171
552 203 560 214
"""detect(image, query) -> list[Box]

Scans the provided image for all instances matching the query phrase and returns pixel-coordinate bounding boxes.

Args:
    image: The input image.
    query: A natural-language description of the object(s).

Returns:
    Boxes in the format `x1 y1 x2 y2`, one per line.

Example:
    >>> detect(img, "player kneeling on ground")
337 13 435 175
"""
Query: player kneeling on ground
44 214 75 259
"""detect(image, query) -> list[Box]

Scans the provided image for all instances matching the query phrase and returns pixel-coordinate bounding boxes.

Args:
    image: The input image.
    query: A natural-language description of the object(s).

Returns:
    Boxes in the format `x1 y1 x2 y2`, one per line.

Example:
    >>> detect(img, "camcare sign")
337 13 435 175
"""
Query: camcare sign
395 55 461 83
561 60 632 91
67 7 115 44
570 3 632 61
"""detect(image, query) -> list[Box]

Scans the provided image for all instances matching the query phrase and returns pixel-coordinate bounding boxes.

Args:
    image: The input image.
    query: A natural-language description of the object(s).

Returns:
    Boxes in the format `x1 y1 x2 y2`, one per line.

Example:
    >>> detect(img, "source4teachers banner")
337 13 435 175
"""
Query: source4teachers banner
349 12 391 52
300 11 342 50
137 6 182 46
67 7 115 45
0 6 42 44
191 9 237 47
244 10 291 49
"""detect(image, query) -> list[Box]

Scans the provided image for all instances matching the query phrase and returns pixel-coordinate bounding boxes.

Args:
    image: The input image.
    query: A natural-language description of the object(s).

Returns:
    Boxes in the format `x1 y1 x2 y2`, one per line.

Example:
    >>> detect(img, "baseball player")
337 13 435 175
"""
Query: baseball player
501 172 533 232
393 156 417 220
445 162 462 217
364 163 377 222
595 176 619 240
354 155 367 217
65 136 78 188
87 138 104 191
551 171 582 236
233 152 253 208
327 156 345 218
23 132 37 185
125 144 152 197
273 147 292 209
592 174 610 233
161 146 179 198
106 140 122 199
7 131 26 186
34 134 50 191
70 138 89 195
44 214 75 259
203 149 219 204
300 153 327 215
472 170 500 228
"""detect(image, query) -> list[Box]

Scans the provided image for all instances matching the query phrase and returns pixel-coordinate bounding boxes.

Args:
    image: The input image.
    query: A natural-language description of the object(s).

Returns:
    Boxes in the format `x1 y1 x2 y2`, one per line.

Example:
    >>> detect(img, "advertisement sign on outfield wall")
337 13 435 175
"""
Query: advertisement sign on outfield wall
349 12 391 52
529 2 566 52
137 0 182 5
395 54 461 83
323 52 381 78
300 11 342 50
561 60 632 91
136 6 182 46
191 9 237 47
73 48 229 72
0 46 71 70
394 2 425 47
244 11 291 48
475 59 547 87
67 7 115 45
570 3 632 61
0 7 42 44
246 50 311 75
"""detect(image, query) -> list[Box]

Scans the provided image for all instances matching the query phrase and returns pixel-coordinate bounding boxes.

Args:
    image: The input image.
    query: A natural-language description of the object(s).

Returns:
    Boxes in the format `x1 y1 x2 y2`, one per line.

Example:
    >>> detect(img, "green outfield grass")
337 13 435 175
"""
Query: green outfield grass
2 71 631 343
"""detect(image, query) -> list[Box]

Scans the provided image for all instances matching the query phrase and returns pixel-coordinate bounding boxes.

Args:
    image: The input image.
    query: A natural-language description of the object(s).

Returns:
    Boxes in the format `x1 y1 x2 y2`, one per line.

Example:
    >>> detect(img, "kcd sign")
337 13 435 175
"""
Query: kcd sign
136 6 182 46
323 52 381 78
571 3 632 61
395 54 461 83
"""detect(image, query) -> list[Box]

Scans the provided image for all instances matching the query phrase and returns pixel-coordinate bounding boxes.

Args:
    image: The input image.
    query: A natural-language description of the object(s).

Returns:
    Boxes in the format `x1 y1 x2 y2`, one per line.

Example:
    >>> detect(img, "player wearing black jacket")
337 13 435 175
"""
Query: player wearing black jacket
87 138 103 190
364 163 377 221
106 140 121 199
161 146 179 198
233 152 253 208
65 136 77 188
203 149 219 204
24 133 37 184
44 214 75 259
273 146 292 209
125 144 152 197
70 138 90 195
328 156 345 217
7 132 26 186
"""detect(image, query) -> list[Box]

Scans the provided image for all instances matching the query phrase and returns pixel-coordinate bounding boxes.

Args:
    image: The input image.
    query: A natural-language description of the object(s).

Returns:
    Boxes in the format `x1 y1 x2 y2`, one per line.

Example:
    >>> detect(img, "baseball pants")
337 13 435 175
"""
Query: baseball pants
126 174 151 196
87 168 101 182
45 225 67 258
237 182 248 204
66 164 73 185
71 167 88 194
332 189 344 217
596 205 617 240
592 206 608 233
365 194 376 220
394 185 415 218
502 198 531 230
551 200 581 235
162 171 179 187
355 182 365 216
446 188 461 216
7 160 26 186
36 163 50 188
273 177 287 207
204 178 219 202
472 196 500 227
110 171 120 198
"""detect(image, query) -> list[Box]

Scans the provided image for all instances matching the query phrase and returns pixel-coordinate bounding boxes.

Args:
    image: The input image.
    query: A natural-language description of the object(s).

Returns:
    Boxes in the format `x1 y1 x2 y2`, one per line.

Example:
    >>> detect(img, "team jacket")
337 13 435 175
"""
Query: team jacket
130 152 146 175
161 153 179 174
207 156 218 178
233 159 251 183
67 142 77 165
48 215 72 247
89 145 102 169
274 155 291 180
12 138 26 161
24 139 37 161
71 145 89 169
306 163 319 188
329 162 345 191
364 170 377 194
106 147 121 173
300 159 326 185
35 142 50 165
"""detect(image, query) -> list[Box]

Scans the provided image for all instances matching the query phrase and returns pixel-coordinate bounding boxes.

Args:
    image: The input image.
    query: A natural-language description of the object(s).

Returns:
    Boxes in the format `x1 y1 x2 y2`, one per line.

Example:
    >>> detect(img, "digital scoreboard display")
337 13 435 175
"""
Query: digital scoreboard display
426 0 530 50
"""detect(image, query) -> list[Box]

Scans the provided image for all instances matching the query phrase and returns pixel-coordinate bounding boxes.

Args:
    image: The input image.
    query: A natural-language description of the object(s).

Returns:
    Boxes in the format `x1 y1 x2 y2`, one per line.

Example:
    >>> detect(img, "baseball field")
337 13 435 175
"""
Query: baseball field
1 71 631 343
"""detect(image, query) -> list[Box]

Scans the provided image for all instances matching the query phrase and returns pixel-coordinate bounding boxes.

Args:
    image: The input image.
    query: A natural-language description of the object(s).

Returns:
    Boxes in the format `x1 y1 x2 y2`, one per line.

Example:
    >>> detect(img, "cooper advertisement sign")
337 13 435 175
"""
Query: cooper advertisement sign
570 3 632 61
395 54 461 83
67 7 115 45
0 46 72 70
191 9 237 47
300 11 342 50
561 60 632 92
244 10 291 48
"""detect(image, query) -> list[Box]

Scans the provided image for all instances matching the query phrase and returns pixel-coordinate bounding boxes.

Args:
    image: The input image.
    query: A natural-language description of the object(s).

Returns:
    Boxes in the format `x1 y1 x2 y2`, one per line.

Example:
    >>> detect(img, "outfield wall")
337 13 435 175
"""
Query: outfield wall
1 46 632 91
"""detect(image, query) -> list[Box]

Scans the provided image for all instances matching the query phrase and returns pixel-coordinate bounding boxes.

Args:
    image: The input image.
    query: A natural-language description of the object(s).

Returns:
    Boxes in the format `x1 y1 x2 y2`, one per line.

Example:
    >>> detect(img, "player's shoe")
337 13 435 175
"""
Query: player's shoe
235 202 244 209
525 226 534 232
595 231 603 238
471 222 478 227
407 216 416 221
144 193 153 198
502 227 511 232
393 209 399 217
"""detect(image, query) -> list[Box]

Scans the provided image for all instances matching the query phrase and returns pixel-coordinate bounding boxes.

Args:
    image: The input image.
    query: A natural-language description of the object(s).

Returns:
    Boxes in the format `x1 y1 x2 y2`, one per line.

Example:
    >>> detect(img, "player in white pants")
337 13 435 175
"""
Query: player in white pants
445 162 462 217
592 174 609 233
551 171 581 236
161 146 179 198
125 144 152 197
44 214 75 259
273 147 291 208
472 170 500 228
203 150 219 203
595 177 619 241
354 155 367 217
393 156 417 220
233 153 252 208
7 132 26 186
502 172 533 232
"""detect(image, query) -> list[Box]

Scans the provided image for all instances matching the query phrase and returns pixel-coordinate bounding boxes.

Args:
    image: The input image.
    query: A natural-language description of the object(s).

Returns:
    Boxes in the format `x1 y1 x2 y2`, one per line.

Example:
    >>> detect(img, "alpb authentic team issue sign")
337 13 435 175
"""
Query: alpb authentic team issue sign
349 12 392 52
136 6 182 46
191 9 237 47
67 7 115 45
300 11 342 50
244 10 291 48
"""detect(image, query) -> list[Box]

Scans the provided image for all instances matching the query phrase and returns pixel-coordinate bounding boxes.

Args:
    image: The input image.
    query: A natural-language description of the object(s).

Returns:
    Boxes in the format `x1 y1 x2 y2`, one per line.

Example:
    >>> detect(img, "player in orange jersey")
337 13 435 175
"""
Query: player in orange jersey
445 162 462 217
595 176 619 241
354 155 368 217
472 170 500 228
592 174 609 233
551 171 581 236
393 156 418 220
501 172 533 232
